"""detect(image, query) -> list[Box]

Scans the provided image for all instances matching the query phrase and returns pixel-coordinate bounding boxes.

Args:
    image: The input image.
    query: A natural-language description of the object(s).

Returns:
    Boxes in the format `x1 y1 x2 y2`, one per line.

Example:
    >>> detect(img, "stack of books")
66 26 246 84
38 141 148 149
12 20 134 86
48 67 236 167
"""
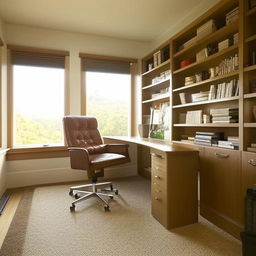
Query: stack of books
151 70 171 84
186 110 202 124
180 136 195 144
233 33 239 45
215 54 239 76
218 39 229 52
197 19 217 39
247 143 256 153
215 79 239 99
218 136 239 149
194 132 224 146
191 91 209 102
179 92 187 104
185 76 196 86
181 36 197 50
226 7 239 25
196 48 208 62
153 51 161 67
210 107 238 124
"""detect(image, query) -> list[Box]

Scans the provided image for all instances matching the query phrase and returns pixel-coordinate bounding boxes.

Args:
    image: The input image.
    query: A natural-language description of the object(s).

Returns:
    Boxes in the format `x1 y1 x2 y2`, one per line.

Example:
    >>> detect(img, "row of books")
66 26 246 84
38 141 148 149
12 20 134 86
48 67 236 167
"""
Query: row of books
210 107 238 124
178 79 239 105
215 54 239 76
196 33 238 63
192 132 239 149
177 6 238 52
209 79 239 100
153 51 161 68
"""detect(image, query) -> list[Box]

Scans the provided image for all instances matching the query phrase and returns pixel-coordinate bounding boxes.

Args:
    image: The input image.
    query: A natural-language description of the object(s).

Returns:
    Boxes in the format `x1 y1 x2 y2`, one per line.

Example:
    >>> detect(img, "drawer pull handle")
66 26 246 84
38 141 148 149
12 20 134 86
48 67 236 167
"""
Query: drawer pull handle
215 152 229 158
155 189 161 193
154 175 160 179
151 153 164 159
155 166 160 170
154 197 159 200
248 159 256 167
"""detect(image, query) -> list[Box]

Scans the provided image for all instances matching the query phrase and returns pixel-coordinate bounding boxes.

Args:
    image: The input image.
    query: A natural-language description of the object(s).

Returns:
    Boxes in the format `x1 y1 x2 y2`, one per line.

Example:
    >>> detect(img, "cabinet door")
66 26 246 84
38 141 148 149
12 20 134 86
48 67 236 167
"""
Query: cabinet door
200 147 240 222
241 151 256 221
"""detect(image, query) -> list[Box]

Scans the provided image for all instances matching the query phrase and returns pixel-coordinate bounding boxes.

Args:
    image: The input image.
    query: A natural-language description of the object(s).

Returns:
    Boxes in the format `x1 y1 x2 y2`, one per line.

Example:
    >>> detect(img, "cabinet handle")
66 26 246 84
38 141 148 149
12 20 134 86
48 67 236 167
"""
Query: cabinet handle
248 159 256 167
215 152 229 158
154 197 159 200
155 166 160 170
151 153 164 159
154 175 161 179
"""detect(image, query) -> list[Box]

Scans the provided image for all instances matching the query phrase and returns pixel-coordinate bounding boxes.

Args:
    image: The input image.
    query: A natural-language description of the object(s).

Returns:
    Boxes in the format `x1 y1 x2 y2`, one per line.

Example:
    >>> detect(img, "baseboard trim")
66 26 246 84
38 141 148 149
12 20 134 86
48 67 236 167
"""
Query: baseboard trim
7 164 137 189
200 204 243 240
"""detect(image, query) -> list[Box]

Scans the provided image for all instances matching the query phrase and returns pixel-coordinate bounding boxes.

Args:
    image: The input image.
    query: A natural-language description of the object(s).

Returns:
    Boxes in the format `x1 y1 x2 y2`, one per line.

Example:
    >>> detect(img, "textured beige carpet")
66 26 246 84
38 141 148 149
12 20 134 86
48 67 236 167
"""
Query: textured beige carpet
0 176 241 256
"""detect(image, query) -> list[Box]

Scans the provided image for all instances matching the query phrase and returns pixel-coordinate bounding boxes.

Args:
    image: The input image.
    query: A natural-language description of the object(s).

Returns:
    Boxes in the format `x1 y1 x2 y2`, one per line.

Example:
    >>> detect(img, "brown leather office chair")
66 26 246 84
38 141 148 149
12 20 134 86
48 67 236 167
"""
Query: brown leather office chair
63 116 130 211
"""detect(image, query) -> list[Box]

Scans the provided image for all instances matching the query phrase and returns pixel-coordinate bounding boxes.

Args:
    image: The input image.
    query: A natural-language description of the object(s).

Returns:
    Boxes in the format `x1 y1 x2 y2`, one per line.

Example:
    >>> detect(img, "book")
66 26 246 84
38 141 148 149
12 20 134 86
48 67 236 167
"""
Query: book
247 147 256 153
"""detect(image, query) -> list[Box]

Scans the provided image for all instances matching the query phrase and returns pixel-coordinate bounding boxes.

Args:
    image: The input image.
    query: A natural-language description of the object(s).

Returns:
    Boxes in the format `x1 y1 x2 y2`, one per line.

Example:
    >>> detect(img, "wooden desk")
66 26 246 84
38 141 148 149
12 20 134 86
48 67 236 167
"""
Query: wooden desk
105 136 199 230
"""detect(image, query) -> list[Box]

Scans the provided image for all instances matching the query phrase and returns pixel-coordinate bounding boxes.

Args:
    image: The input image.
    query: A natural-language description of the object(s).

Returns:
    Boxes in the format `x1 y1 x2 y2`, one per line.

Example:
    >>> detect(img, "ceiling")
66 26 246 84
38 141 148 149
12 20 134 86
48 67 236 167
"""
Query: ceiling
0 0 206 42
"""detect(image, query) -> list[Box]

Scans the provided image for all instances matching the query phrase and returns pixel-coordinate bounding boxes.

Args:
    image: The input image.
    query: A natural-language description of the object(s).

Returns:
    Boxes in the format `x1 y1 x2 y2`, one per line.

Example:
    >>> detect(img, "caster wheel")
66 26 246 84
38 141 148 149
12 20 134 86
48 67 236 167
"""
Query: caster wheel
104 205 110 211
110 185 113 191
74 194 79 199
115 189 118 195
70 205 75 212
69 190 73 196
109 196 114 199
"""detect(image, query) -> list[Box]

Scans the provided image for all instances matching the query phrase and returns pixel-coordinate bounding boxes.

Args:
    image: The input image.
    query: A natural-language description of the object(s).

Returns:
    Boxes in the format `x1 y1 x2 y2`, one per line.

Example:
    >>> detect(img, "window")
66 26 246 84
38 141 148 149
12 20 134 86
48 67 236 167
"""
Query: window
80 56 133 136
13 65 64 147
86 71 131 136
9 47 69 148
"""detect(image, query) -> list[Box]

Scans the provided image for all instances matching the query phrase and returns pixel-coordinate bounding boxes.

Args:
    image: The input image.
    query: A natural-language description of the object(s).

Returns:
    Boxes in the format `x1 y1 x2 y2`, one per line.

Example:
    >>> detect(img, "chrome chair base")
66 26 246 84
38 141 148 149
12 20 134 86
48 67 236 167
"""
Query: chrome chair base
69 182 118 211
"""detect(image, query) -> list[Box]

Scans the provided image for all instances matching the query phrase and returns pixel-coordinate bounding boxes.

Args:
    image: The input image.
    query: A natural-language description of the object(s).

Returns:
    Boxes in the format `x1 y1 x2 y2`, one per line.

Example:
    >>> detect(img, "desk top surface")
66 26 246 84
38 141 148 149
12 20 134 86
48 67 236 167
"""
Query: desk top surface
104 136 198 153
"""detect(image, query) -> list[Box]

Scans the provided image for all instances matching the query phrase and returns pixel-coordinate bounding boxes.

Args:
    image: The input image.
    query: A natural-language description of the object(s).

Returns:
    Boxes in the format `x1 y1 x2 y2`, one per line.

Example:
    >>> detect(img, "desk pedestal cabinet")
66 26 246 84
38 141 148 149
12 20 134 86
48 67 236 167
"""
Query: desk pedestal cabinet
151 148 199 229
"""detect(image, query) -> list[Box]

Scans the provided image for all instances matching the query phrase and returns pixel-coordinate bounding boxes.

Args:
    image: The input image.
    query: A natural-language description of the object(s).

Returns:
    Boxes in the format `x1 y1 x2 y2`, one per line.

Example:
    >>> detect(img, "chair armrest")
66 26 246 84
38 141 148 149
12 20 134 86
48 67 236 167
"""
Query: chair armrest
105 144 129 157
68 147 90 170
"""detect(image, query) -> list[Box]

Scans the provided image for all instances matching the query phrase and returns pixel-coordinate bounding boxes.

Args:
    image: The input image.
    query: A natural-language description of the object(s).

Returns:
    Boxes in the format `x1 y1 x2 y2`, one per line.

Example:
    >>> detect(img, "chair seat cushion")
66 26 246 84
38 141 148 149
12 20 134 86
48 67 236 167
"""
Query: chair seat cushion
89 153 128 169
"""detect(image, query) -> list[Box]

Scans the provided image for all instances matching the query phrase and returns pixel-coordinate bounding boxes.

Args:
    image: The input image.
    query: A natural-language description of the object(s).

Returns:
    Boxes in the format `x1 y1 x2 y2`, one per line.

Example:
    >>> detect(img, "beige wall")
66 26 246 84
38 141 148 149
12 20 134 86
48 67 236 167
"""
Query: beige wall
0 18 8 197
4 24 144 188
6 23 150 115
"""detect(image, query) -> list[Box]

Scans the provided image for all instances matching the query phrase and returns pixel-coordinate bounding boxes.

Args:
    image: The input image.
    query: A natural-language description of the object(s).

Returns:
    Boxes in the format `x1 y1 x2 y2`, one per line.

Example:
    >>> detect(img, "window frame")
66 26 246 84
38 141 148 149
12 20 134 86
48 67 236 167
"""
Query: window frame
79 53 137 137
7 45 70 160
0 37 3 148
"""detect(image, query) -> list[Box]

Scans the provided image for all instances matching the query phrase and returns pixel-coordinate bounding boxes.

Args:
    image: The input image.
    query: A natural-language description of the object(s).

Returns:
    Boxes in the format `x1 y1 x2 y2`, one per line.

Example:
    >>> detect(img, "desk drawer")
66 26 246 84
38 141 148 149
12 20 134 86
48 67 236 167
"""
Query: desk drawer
152 188 167 226
151 149 167 172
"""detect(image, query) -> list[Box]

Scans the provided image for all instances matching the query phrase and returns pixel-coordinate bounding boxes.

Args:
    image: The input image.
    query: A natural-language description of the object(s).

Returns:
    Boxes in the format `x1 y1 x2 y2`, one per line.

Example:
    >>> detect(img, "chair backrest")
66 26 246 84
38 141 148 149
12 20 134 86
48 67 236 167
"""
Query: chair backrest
63 116 105 154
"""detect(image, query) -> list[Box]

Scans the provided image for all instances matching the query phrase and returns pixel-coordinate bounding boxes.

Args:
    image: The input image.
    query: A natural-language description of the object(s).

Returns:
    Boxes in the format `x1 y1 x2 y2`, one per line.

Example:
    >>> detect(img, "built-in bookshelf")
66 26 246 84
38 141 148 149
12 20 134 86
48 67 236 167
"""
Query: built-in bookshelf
141 0 241 151
139 0 256 239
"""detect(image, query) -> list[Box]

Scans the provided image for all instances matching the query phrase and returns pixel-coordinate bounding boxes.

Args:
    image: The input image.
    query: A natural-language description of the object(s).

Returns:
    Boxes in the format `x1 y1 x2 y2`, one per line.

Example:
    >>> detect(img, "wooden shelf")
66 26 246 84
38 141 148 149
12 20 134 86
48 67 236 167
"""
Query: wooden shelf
247 7 256 17
173 21 238 59
244 123 256 127
172 140 239 151
142 60 170 76
245 34 256 43
244 93 256 99
173 44 238 75
244 65 256 72
173 96 239 109
142 78 170 90
172 70 239 93
142 94 170 104
173 123 239 127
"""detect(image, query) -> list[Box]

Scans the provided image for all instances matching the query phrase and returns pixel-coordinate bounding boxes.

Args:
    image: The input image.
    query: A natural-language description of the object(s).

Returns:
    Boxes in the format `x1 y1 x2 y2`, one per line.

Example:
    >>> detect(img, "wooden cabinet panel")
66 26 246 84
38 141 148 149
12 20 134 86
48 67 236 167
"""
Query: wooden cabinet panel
241 151 256 222
200 147 241 222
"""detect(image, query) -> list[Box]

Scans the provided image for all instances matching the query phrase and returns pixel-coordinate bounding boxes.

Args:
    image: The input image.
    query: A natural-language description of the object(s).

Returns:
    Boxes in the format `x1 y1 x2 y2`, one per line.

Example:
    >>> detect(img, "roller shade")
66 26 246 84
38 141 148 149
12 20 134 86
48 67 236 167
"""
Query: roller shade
12 50 65 69
82 58 130 74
